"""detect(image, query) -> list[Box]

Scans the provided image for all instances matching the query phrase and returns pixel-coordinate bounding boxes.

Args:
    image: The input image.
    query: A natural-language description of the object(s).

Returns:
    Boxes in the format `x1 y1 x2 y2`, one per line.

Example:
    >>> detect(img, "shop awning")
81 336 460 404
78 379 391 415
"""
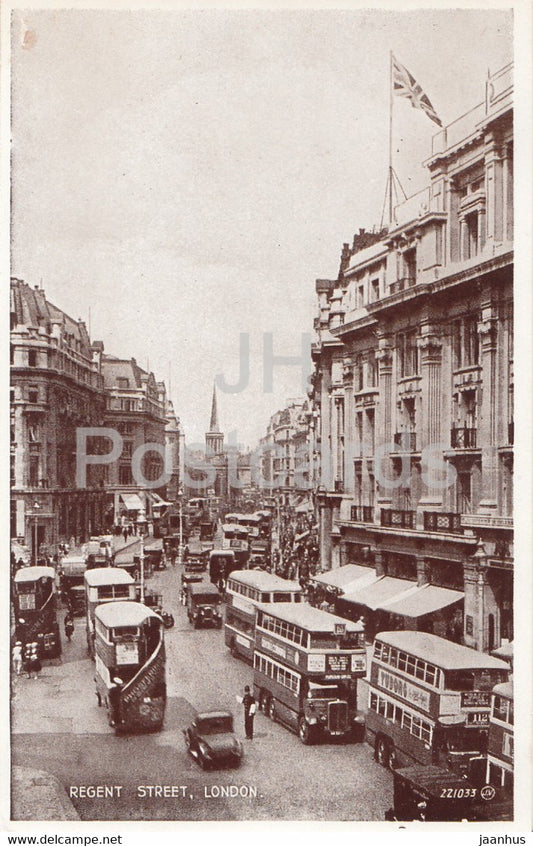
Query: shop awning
114 538 143 563
313 564 378 594
295 500 313 513
343 576 416 611
295 530 310 543
381 584 464 618
147 492 173 508
491 641 513 661
119 493 144 511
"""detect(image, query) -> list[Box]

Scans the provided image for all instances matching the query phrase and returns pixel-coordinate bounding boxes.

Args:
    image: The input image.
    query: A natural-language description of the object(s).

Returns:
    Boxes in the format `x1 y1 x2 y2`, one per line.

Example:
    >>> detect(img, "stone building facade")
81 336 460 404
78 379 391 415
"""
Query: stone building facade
10 280 183 554
259 400 311 504
310 64 513 652
10 280 107 555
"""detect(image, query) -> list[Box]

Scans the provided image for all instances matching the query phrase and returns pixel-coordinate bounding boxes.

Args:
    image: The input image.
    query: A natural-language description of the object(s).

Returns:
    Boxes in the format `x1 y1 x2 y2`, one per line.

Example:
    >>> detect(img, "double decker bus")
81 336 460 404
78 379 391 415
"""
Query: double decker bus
225 570 302 661
365 631 510 776
221 523 249 568
485 681 513 809
13 566 61 658
94 601 166 734
84 567 136 657
58 554 87 616
236 513 262 539
253 604 366 744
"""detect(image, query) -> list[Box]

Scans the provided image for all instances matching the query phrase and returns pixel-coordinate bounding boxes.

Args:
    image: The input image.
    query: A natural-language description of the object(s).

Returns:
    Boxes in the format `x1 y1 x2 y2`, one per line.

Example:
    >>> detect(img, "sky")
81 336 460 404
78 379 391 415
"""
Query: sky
9 6 513 448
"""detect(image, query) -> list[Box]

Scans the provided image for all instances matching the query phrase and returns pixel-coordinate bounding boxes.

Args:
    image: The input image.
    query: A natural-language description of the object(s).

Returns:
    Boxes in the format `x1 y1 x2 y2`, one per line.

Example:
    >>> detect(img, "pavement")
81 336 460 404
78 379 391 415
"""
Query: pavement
11 767 80 821
10 617 106 821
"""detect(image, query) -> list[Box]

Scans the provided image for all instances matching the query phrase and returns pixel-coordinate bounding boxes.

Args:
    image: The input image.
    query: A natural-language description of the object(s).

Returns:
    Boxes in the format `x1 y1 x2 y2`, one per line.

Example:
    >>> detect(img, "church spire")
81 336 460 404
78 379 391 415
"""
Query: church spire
206 382 224 456
209 383 221 433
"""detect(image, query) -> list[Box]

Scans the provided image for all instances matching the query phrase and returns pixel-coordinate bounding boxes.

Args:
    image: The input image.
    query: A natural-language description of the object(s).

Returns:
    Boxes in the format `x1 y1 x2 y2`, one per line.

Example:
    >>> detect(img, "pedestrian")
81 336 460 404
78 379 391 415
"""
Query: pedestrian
12 641 23 676
64 612 74 642
123 527 128 542
27 644 41 679
239 685 256 740
108 677 123 727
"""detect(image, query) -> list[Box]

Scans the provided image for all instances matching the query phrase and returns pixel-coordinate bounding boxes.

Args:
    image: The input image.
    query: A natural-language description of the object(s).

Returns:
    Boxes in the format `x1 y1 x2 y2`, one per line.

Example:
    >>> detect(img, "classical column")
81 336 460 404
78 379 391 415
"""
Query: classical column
418 327 444 509
374 549 386 578
376 338 394 511
478 303 499 512
416 556 431 586
342 357 354 494
463 542 489 651
484 134 503 246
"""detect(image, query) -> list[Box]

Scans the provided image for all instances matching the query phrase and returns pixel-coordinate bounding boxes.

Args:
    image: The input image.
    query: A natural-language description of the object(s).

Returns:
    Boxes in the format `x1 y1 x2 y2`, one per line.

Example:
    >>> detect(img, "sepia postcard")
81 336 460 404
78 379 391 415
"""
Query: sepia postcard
2 1 531 842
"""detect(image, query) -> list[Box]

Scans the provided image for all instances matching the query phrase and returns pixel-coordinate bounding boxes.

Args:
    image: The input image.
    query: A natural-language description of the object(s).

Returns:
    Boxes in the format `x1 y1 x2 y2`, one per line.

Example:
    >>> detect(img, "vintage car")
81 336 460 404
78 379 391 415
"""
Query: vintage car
183 710 243 769
187 582 223 628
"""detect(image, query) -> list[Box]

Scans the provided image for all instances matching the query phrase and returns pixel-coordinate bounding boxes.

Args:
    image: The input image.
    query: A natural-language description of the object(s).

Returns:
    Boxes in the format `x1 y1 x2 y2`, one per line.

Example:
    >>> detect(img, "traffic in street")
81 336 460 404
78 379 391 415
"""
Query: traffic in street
12 557 394 822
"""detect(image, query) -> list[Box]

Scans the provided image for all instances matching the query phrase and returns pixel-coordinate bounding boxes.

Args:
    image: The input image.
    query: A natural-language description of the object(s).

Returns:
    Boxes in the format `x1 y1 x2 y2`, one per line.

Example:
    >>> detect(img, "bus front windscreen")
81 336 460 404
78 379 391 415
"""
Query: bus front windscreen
308 682 340 700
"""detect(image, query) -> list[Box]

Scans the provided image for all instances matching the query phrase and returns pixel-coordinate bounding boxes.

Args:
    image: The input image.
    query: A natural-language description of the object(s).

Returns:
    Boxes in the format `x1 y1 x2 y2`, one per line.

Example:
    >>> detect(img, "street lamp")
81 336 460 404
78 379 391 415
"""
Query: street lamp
138 508 146 603
177 494 184 566
32 501 41 564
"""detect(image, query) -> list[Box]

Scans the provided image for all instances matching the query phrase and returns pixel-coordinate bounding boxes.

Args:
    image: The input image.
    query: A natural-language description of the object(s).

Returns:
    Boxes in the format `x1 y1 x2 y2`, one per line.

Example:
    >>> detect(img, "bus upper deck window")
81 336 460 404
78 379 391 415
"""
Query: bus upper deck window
444 670 474 691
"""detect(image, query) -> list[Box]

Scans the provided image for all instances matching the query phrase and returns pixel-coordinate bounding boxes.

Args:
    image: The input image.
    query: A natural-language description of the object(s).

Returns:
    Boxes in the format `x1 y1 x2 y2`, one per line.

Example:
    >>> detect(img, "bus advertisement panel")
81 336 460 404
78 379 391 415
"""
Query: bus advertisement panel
84 567 136 657
94 600 166 734
365 631 510 777
225 570 302 661
13 565 61 658
221 524 249 568
253 604 366 744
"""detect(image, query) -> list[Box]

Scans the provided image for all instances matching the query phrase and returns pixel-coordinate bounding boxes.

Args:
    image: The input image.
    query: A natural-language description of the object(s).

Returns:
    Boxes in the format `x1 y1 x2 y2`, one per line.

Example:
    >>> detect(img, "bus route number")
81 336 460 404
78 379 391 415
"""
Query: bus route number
439 787 477 799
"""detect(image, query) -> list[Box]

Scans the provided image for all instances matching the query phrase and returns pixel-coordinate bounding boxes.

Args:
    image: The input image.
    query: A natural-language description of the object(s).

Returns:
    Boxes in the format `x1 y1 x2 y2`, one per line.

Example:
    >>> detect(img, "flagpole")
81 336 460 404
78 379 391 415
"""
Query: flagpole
389 50 393 226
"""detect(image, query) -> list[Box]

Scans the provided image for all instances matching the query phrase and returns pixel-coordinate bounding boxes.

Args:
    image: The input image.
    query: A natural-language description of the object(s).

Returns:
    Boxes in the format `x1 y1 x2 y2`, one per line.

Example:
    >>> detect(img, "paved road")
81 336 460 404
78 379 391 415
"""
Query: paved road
12 565 393 821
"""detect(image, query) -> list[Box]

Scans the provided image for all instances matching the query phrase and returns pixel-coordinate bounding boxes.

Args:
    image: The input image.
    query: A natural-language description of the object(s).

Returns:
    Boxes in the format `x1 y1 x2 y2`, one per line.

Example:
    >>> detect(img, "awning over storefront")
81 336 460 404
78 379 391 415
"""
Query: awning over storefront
313 564 378 594
147 492 173 508
491 641 513 661
114 538 143 563
120 493 144 512
295 500 313 513
381 584 464 618
144 538 163 552
295 530 310 543
343 576 416 611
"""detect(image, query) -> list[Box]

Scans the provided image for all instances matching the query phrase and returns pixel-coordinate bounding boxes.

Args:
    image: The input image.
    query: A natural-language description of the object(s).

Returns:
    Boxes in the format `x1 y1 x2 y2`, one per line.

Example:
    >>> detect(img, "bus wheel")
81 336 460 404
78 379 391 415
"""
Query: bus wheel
268 699 276 722
387 746 398 771
299 718 314 745
375 736 388 767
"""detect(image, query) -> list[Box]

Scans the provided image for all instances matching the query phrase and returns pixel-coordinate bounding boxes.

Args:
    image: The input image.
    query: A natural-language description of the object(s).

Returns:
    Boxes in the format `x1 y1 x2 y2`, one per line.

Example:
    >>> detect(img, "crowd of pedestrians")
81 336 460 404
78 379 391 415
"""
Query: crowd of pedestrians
272 509 319 589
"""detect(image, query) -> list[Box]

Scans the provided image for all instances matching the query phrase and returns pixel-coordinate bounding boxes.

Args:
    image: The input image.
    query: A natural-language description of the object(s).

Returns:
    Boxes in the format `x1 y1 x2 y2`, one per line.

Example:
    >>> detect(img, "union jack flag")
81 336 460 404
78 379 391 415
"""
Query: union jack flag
392 54 442 127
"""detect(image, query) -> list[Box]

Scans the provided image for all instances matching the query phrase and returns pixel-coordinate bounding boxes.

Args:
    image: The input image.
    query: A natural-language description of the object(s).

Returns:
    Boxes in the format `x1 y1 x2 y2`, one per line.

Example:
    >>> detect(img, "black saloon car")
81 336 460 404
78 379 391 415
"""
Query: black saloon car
183 711 243 769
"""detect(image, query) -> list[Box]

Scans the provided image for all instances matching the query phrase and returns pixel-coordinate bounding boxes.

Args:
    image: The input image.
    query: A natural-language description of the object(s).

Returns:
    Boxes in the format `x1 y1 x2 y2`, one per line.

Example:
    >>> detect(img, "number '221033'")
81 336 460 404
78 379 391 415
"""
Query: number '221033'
439 787 477 799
